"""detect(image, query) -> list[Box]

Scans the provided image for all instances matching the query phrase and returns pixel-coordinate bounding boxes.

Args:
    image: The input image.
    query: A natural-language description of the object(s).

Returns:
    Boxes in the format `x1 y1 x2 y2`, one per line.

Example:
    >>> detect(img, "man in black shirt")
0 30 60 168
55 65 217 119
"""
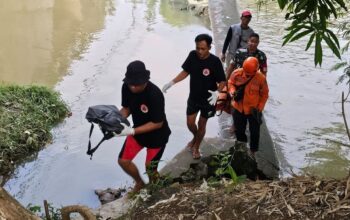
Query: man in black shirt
162 34 226 159
117 60 171 192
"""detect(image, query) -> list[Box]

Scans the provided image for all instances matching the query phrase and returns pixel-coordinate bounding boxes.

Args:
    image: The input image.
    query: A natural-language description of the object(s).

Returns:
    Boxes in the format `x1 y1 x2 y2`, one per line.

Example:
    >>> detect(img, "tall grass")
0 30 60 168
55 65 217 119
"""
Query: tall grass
0 85 69 176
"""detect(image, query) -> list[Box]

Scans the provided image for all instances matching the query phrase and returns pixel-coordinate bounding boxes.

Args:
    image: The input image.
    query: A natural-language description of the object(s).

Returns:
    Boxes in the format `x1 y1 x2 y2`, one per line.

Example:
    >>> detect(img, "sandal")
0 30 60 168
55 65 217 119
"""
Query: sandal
192 150 202 160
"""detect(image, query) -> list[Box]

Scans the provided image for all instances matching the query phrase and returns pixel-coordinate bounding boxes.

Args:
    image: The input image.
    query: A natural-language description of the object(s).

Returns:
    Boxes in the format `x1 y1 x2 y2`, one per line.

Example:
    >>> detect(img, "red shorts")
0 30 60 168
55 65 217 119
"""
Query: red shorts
118 136 165 167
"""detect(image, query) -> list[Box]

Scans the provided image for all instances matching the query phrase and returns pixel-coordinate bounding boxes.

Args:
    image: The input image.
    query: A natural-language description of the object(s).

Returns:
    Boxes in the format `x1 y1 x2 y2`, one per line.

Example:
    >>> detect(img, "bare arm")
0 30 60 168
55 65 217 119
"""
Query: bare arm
218 81 226 92
134 121 164 135
227 74 236 96
171 70 189 84
119 107 130 118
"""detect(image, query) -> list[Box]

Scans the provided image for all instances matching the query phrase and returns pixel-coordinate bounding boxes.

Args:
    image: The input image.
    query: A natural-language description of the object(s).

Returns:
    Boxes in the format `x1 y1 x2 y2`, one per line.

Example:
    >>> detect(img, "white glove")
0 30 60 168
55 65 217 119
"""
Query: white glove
207 90 219 106
162 81 175 93
114 123 135 136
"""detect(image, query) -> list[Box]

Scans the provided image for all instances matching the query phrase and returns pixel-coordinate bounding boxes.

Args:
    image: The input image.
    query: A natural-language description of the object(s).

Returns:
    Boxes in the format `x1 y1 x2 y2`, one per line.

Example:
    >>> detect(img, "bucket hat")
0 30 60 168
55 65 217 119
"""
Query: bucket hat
123 60 150 85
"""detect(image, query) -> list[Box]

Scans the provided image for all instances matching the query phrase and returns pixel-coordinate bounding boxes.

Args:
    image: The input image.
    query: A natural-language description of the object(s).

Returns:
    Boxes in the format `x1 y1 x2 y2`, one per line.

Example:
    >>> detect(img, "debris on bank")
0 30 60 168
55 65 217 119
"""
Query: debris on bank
186 0 208 16
125 175 350 220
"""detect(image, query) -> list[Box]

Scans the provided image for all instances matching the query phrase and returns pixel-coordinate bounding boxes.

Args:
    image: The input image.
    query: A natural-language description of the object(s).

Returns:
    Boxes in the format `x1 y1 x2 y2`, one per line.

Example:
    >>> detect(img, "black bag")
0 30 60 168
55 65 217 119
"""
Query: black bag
85 105 130 158
233 76 254 102
233 85 245 102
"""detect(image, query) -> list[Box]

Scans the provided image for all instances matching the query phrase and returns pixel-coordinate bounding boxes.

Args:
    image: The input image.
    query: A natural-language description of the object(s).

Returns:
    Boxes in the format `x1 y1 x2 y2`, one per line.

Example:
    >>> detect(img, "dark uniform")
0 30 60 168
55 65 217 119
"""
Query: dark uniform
119 82 171 167
233 48 267 73
182 50 226 118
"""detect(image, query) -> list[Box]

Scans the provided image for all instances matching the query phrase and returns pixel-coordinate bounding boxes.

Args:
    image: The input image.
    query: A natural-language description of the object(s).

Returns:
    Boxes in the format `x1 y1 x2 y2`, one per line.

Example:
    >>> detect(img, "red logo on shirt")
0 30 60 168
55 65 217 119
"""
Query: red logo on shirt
203 68 210 76
140 104 148 113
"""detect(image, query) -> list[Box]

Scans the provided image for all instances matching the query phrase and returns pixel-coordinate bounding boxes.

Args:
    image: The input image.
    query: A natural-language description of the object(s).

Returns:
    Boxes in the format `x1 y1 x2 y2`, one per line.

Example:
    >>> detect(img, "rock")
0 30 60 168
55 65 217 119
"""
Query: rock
94 196 132 220
94 188 126 204
187 0 208 16
204 142 270 181
160 137 233 179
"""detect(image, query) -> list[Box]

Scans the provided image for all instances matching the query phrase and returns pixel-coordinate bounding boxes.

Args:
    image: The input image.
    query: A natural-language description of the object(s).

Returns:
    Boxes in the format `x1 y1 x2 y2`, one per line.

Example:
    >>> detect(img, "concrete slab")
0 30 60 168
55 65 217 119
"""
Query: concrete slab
160 137 234 178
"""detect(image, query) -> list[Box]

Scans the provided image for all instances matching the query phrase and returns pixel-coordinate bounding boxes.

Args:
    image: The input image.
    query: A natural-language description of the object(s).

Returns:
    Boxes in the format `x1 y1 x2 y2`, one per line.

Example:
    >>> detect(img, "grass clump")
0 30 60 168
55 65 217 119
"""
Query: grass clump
0 85 69 176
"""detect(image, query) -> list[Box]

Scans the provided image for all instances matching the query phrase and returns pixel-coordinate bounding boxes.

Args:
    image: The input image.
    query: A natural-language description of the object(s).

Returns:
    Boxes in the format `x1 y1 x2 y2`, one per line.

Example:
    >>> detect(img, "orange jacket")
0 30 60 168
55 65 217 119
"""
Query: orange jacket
227 68 269 115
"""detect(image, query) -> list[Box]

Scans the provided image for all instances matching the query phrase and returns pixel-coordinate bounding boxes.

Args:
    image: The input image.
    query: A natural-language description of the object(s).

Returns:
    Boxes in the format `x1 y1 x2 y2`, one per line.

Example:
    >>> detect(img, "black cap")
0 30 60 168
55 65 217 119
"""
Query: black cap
123 60 150 85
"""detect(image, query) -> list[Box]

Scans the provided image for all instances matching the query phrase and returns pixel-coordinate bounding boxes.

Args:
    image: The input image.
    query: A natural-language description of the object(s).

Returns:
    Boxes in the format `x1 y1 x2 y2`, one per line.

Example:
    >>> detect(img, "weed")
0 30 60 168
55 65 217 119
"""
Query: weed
145 160 173 194
27 203 62 220
0 85 69 177
207 152 246 187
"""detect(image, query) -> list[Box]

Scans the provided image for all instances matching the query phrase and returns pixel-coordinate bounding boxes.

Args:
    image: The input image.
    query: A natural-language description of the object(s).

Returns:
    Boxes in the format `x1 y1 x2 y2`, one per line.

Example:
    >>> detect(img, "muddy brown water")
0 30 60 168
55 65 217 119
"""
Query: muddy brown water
2 0 350 208
3 0 214 208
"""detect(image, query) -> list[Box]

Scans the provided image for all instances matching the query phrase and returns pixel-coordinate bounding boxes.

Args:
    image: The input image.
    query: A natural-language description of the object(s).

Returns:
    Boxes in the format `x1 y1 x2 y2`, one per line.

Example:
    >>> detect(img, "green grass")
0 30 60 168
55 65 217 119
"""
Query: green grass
0 85 69 176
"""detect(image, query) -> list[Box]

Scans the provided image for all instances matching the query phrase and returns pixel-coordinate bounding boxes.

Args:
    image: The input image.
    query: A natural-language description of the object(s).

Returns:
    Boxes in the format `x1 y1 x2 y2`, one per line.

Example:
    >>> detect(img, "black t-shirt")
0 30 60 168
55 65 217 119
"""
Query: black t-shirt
121 82 171 148
182 51 226 104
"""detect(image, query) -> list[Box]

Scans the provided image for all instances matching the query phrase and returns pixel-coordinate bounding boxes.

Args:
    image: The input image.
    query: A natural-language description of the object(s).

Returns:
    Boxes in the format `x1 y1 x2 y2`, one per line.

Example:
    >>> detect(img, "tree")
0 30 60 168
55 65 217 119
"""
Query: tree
272 0 348 66
257 0 350 140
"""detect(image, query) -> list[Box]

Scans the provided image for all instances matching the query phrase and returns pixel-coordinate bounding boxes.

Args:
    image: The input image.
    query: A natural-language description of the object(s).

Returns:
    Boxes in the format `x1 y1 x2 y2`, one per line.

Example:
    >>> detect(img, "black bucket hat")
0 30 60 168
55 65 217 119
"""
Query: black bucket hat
123 60 150 85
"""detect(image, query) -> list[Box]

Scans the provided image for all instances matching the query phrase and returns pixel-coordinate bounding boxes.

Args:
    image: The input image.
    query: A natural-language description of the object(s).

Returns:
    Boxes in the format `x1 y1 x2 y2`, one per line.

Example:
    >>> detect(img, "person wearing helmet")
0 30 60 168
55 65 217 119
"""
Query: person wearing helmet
227 57 269 156
229 32 267 78
162 34 226 159
116 60 171 193
221 10 254 77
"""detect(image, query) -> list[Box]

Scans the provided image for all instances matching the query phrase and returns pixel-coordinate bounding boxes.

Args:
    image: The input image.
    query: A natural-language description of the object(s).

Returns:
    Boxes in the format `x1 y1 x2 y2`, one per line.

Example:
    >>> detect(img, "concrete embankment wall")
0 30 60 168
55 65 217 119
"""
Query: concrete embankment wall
161 0 280 179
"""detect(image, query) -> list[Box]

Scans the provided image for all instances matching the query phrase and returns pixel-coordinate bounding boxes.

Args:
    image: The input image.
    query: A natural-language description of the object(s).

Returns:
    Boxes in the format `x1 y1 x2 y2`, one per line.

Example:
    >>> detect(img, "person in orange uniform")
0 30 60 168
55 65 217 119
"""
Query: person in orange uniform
227 57 269 155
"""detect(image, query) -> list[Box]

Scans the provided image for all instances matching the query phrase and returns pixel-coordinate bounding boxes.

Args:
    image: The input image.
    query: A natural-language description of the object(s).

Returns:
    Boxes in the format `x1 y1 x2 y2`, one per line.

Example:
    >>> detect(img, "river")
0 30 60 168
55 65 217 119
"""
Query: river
2 0 350 209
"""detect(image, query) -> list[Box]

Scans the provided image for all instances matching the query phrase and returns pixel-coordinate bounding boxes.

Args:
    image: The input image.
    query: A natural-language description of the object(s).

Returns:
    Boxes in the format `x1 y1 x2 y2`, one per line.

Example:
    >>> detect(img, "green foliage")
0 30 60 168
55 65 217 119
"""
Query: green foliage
27 203 62 220
146 174 173 194
208 152 246 187
331 21 350 85
145 160 173 194
260 1 350 104
260 0 348 66
0 85 69 176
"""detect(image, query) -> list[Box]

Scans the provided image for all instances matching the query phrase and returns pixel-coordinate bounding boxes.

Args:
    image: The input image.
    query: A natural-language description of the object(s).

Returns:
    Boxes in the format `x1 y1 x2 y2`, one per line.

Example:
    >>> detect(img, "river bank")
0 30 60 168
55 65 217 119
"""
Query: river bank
122 174 350 220
0 85 69 184
2 0 350 218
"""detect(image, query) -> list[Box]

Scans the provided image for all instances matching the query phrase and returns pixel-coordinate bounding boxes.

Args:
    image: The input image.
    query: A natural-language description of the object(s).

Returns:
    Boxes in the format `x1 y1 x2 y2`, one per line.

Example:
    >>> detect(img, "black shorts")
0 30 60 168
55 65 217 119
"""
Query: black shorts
186 98 216 119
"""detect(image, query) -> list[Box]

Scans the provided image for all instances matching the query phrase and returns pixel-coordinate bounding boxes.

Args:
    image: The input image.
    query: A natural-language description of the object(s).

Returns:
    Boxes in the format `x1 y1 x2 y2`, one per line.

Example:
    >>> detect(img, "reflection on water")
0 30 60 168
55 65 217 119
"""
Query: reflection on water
145 0 157 31
160 0 210 28
0 0 114 86
302 123 350 178
5 0 215 208
238 0 350 178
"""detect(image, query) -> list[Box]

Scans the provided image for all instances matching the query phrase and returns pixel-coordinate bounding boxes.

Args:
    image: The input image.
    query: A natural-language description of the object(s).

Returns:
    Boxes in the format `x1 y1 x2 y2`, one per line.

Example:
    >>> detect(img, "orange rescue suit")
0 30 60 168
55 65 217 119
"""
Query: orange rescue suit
227 68 269 114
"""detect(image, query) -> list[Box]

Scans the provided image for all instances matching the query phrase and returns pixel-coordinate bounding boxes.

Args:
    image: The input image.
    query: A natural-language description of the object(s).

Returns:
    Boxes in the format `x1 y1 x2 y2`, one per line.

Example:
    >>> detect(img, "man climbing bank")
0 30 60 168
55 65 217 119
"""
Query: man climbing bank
229 32 268 78
116 60 171 192
162 34 226 159
221 10 254 77
228 57 269 156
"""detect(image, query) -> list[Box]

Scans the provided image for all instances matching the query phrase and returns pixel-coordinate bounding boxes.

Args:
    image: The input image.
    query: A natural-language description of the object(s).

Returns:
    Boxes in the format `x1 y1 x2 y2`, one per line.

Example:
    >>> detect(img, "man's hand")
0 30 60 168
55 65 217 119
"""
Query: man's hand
114 123 135 136
207 90 219 106
162 81 175 93
220 53 226 62
229 90 234 98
